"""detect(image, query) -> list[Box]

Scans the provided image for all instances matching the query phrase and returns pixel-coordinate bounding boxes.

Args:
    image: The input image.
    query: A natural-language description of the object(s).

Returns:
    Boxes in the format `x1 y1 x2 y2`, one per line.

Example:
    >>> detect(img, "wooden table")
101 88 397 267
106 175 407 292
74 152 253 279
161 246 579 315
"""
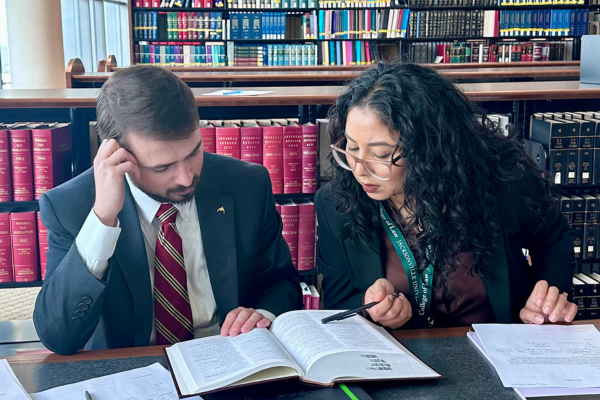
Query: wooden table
5 320 599 399
4 81 600 109
68 66 580 87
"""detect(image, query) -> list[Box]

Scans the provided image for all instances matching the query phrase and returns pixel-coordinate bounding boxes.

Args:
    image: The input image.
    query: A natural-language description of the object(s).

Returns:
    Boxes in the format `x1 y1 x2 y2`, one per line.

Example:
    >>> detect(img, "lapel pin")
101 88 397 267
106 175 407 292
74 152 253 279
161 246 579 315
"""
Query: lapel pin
217 206 225 214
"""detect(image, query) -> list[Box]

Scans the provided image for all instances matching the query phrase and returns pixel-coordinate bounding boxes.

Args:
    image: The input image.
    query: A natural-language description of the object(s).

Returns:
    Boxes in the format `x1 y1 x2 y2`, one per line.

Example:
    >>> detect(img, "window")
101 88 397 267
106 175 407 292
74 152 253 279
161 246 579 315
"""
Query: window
0 0 10 88
61 0 130 72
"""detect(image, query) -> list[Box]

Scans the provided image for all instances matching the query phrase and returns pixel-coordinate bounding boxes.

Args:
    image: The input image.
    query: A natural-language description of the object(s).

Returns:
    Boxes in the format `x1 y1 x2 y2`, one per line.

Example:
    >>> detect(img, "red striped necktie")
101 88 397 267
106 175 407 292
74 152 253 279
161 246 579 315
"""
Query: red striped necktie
154 204 194 345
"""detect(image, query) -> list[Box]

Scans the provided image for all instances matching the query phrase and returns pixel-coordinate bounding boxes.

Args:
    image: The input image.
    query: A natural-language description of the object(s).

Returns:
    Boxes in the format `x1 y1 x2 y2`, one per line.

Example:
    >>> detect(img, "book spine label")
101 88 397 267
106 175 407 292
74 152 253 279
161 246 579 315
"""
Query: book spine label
297 203 316 271
241 127 263 165
262 127 283 194
311 293 319 310
301 125 318 194
37 212 48 281
281 205 299 269
11 212 38 282
0 213 12 283
32 126 72 200
200 127 217 154
572 201 584 259
283 126 302 194
10 130 34 201
0 131 12 202
216 128 241 159
578 122 594 185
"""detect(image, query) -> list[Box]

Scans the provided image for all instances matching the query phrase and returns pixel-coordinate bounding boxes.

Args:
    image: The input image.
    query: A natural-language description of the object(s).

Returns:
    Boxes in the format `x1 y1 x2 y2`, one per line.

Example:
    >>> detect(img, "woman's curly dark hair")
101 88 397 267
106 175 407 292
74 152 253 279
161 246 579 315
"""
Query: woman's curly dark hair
328 62 559 289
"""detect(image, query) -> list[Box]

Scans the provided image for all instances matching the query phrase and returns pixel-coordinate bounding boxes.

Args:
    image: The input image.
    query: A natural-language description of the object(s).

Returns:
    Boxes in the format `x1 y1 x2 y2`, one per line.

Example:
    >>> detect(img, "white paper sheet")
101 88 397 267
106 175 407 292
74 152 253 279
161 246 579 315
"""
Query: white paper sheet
200 90 274 96
30 362 202 400
471 324 600 388
0 359 32 399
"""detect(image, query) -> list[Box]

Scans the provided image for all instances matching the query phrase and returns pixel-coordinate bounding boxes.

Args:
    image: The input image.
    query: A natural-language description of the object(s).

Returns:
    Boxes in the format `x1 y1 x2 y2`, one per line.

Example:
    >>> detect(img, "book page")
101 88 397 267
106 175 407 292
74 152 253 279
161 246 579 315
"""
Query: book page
0 359 32 400
30 363 198 400
167 327 303 395
271 310 440 383
473 324 600 388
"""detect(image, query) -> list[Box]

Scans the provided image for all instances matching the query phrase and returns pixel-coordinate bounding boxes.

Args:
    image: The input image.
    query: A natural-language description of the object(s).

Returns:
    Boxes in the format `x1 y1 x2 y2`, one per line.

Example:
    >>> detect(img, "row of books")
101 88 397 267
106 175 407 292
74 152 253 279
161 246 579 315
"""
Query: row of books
0 211 48 283
133 11 224 41
200 119 318 195
229 12 318 40
498 9 589 37
134 0 224 7
501 0 586 5
530 111 600 187
318 9 409 39
231 0 317 8
412 0 499 5
134 42 227 66
573 270 600 320
318 0 395 7
0 123 72 203
277 200 316 270
227 43 319 65
561 193 600 260
408 10 498 39
320 40 382 65
300 282 320 309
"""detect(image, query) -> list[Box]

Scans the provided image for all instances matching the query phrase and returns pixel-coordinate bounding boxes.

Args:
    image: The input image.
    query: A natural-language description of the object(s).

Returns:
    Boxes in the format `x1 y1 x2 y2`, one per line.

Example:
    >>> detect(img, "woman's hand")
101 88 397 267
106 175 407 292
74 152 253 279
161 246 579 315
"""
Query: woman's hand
364 278 412 329
520 280 578 324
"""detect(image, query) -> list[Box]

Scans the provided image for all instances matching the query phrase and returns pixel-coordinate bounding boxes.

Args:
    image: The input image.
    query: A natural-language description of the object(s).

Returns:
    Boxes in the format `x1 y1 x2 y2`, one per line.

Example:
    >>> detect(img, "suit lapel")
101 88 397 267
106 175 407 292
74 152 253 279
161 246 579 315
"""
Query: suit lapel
483 234 512 323
113 181 152 346
344 235 385 288
195 157 238 320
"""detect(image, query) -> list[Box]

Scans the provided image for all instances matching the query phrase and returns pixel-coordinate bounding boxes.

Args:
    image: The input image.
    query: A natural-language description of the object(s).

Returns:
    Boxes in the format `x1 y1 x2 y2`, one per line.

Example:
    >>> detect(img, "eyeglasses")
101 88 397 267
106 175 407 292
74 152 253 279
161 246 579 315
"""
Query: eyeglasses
330 137 401 181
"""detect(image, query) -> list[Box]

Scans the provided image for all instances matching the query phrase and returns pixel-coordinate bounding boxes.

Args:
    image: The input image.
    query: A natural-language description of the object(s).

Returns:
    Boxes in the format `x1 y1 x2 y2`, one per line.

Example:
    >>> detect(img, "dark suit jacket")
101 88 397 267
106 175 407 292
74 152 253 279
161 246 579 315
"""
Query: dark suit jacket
315 172 576 324
34 152 301 355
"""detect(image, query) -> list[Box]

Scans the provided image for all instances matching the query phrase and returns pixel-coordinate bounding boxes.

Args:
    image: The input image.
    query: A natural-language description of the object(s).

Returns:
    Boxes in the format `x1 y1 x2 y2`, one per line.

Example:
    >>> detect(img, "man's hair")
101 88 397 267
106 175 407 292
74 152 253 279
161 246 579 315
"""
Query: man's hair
96 65 199 146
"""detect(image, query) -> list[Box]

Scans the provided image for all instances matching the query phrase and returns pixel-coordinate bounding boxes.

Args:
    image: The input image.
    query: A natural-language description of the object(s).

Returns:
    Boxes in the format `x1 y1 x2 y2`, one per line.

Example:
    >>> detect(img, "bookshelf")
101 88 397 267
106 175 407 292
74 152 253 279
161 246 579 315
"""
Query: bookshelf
129 0 598 67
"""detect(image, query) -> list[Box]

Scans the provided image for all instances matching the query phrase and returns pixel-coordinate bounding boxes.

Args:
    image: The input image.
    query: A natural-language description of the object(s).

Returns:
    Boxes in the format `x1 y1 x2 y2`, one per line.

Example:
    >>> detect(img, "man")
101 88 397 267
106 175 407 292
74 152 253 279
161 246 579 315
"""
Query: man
33 66 301 355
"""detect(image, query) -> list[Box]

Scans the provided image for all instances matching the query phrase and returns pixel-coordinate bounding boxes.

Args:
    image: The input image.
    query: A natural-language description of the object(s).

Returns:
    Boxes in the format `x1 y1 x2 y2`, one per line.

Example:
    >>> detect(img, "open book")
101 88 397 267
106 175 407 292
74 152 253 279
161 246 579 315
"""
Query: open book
164 310 441 398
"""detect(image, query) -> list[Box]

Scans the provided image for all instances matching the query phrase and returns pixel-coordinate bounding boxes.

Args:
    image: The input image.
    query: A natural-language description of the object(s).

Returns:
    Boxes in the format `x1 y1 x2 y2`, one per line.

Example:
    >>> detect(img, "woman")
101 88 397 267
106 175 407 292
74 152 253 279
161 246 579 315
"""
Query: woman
315 62 577 329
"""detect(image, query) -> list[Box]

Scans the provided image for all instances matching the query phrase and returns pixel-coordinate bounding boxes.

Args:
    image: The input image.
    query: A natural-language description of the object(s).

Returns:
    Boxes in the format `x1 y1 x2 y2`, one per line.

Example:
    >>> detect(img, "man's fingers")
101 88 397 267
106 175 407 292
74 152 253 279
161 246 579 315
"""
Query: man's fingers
240 312 264 334
562 302 578 323
220 308 241 336
520 307 545 324
532 280 549 308
228 309 253 337
542 286 560 316
549 292 568 323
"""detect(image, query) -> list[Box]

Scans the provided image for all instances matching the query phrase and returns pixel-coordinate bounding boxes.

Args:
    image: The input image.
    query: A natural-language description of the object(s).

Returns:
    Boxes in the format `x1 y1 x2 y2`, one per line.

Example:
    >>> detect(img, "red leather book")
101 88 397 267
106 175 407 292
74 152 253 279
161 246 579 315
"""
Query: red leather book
0 212 12 283
9 124 34 202
296 199 316 271
182 12 189 40
0 124 13 202
279 200 299 269
10 211 39 282
200 122 216 154
240 122 263 165
300 282 311 310
191 12 199 40
259 121 283 194
37 211 48 281
281 122 302 194
297 122 318 194
178 12 184 40
309 285 320 310
32 123 72 200
215 123 241 159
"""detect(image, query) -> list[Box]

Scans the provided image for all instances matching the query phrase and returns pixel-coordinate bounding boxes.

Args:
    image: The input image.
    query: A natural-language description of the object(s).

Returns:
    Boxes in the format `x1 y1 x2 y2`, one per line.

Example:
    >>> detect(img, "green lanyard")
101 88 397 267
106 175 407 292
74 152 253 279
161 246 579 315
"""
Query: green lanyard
379 202 434 329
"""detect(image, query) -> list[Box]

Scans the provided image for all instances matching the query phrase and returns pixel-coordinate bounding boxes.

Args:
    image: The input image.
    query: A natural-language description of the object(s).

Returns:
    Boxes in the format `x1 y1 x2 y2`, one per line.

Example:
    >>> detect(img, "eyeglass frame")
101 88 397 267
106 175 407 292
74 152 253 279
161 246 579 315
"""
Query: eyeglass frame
330 137 402 181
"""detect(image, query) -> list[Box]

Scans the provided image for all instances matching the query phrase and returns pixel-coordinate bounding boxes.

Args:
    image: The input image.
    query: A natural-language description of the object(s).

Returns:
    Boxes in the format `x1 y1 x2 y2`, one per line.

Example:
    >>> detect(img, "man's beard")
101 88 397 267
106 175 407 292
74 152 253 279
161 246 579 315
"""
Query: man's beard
130 175 200 205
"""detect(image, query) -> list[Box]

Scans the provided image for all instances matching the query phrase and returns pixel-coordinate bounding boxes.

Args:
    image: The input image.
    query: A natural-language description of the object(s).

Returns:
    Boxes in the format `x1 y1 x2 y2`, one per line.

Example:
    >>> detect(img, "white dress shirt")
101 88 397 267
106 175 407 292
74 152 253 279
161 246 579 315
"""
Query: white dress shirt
75 174 274 344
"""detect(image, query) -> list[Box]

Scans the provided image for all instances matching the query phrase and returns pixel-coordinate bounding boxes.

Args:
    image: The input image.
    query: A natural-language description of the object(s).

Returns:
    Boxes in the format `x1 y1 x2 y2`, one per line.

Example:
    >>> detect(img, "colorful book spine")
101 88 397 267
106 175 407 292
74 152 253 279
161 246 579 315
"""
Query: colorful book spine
215 124 241 159
200 124 217 154
299 122 318 194
300 282 311 310
31 124 73 200
309 284 320 310
0 127 12 202
0 212 12 283
240 124 263 165
10 211 38 283
297 200 316 271
261 123 284 194
37 211 48 281
283 124 302 194
9 126 34 202
280 200 299 269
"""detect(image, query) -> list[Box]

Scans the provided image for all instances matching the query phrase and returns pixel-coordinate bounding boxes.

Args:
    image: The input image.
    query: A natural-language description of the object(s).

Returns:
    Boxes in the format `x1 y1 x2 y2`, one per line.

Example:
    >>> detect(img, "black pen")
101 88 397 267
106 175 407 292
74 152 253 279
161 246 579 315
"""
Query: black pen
321 294 402 324
85 390 93 400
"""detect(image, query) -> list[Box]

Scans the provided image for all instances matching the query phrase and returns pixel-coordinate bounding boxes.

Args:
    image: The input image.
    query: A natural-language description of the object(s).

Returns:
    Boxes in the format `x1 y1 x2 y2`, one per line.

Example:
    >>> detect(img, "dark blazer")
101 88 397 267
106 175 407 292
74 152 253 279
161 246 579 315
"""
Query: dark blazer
315 172 576 324
34 152 301 355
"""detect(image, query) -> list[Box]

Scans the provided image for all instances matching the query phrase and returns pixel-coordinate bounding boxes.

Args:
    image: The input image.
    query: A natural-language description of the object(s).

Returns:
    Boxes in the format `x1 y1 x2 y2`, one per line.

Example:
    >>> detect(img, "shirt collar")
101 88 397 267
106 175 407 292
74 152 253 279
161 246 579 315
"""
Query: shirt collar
125 174 194 224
